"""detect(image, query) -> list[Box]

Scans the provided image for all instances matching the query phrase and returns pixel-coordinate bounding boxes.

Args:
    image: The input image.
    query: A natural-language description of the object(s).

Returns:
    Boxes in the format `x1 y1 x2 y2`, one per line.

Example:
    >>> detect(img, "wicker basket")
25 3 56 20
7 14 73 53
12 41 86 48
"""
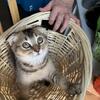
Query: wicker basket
0 12 92 100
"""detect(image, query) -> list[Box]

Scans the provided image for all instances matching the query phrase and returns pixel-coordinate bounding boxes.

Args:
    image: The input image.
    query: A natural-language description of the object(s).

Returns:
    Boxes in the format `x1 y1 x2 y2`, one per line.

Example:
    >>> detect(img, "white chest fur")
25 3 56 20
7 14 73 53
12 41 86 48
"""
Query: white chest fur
17 58 55 86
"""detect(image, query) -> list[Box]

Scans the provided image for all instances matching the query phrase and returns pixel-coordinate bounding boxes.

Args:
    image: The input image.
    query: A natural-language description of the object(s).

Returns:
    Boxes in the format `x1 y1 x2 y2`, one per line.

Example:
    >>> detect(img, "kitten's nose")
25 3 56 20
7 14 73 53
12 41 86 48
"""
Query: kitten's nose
33 44 40 52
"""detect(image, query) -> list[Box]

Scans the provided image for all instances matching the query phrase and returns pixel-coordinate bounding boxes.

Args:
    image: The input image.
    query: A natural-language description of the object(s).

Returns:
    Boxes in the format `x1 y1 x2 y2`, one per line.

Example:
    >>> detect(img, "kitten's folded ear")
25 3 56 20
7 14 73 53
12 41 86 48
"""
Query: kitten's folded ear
7 32 18 46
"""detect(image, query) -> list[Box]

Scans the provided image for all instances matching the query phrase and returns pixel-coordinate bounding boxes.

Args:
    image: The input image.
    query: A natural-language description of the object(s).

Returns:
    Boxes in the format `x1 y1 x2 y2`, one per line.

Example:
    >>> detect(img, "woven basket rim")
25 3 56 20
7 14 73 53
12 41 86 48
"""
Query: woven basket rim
0 11 93 100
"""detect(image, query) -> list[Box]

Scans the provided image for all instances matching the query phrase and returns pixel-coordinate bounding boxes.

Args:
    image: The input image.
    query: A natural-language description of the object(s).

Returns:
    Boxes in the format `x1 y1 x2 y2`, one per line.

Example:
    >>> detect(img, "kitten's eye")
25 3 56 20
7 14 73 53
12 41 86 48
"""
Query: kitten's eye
22 42 31 49
37 36 43 44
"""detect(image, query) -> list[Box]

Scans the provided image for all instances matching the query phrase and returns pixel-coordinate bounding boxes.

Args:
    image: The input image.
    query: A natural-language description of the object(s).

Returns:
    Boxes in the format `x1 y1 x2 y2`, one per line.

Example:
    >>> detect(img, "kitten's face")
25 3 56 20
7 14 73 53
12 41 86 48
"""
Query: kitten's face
8 26 48 65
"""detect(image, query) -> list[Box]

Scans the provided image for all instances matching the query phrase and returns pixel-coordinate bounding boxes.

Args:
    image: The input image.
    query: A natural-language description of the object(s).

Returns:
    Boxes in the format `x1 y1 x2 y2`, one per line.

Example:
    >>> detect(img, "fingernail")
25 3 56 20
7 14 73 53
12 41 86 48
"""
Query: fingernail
49 20 54 25
60 29 63 33
53 27 57 31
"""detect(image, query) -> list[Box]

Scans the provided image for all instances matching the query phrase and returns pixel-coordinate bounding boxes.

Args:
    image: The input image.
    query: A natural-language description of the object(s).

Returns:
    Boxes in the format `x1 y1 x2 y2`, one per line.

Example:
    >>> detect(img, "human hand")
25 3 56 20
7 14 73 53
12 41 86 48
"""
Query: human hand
39 0 80 33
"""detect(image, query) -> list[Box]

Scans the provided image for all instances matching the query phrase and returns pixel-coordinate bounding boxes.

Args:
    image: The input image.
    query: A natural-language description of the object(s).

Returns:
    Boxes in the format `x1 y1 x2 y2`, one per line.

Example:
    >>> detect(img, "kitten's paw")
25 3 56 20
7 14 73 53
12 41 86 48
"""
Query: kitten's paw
67 83 81 96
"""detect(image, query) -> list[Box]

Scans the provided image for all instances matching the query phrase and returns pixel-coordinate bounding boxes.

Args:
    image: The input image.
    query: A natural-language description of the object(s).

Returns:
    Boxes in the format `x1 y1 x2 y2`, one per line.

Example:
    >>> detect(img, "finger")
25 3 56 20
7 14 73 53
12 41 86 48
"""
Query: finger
39 1 53 12
53 13 64 31
70 14 80 25
49 8 59 25
60 15 69 33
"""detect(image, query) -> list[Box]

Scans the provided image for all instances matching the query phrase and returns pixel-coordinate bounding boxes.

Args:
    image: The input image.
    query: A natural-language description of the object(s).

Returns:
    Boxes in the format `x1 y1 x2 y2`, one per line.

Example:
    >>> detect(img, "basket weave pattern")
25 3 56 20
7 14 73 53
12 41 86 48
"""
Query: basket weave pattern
0 12 92 100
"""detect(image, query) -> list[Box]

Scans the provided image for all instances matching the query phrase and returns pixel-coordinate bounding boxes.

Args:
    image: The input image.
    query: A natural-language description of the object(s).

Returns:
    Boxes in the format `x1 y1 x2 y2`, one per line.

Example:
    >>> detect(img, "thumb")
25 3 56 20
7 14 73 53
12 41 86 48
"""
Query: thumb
39 1 53 12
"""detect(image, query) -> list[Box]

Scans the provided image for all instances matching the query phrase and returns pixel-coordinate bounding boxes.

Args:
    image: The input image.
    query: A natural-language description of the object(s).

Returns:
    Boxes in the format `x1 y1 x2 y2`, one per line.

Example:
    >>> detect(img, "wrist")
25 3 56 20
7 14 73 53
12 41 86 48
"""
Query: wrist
61 0 74 10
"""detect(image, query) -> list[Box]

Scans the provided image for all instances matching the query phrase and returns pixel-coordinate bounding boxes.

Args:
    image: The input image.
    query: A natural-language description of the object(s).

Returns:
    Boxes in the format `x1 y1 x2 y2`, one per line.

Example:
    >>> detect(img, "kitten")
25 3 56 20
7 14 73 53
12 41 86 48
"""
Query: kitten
7 26 81 99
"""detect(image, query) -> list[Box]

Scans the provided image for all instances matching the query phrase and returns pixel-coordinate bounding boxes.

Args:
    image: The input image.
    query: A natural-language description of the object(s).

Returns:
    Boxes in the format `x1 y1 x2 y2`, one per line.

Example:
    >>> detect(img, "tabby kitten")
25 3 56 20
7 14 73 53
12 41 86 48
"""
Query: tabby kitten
7 26 81 99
